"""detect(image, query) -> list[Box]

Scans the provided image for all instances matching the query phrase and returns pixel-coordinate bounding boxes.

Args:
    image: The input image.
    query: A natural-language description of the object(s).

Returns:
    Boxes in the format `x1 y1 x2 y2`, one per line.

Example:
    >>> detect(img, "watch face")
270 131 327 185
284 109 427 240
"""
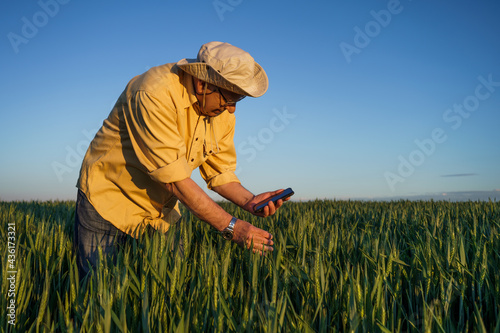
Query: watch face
222 230 233 240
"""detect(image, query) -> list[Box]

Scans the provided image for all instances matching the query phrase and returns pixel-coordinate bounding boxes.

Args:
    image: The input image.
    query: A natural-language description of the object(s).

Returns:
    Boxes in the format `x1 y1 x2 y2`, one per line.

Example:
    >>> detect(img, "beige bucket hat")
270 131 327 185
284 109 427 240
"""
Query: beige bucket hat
177 41 268 97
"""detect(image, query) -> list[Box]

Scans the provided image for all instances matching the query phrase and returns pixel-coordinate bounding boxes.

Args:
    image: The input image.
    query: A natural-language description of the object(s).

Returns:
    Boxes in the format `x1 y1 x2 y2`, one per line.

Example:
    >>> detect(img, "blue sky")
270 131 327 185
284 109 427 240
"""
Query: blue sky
1 0 499 201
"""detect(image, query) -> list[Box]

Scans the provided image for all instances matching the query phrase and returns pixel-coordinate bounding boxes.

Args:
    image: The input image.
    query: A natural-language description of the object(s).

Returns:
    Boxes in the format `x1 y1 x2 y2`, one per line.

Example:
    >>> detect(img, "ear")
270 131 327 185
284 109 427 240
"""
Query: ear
193 77 205 94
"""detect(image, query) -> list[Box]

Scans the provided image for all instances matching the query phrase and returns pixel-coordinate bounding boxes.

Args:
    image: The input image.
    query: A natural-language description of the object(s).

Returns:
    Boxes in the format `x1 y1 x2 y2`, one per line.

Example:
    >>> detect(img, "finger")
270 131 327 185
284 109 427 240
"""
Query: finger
258 228 273 241
267 201 277 215
251 243 274 254
262 205 270 217
274 199 284 209
273 189 284 195
245 235 273 250
262 236 274 246
254 246 273 255
261 241 274 252
245 237 268 248
259 237 274 248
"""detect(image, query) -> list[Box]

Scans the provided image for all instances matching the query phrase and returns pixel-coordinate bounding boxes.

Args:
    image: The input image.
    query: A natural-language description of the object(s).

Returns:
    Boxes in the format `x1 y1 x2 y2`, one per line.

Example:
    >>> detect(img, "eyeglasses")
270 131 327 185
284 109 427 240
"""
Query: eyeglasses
217 87 245 106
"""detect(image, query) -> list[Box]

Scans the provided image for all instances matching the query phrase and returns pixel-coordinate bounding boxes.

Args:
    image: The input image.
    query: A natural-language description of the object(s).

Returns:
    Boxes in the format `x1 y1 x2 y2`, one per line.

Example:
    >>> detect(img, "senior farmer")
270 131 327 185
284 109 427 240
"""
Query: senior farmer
75 41 287 276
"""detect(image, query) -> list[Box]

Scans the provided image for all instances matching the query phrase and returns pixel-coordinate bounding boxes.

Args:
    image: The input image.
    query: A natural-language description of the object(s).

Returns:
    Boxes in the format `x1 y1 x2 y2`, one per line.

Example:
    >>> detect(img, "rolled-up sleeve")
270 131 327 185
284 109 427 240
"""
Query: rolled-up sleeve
199 115 240 189
123 90 192 184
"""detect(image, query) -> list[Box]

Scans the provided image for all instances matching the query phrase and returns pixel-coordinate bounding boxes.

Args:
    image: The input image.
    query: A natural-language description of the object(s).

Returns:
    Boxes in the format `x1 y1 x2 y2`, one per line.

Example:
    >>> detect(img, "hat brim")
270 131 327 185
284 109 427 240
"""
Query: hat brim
176 58 268 98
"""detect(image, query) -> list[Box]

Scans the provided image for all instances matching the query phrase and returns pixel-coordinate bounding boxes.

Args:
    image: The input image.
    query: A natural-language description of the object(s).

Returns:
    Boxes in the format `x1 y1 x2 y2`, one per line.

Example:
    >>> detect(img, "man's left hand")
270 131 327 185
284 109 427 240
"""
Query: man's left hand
243 189 290 217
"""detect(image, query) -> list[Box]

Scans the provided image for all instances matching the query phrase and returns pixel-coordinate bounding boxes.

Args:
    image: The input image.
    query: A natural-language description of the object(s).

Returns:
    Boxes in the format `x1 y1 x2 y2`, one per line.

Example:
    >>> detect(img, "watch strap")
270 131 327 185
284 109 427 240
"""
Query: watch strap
227 216 237 231
222 216 237 240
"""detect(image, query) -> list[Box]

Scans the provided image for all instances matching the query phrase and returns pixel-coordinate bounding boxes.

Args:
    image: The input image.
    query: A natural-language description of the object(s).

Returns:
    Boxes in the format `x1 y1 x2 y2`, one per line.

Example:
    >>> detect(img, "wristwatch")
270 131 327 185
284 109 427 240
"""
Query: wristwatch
221 216 237 240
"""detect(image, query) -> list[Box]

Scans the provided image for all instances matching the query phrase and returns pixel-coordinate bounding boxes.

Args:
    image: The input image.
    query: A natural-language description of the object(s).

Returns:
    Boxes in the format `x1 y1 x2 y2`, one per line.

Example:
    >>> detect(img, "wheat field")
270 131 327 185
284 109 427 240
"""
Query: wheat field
1 199 499 332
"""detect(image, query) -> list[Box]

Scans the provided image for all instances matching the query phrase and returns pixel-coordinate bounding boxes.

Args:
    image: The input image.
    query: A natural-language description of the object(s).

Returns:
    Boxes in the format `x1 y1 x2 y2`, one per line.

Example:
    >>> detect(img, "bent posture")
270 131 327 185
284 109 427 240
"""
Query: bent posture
74 41 288 276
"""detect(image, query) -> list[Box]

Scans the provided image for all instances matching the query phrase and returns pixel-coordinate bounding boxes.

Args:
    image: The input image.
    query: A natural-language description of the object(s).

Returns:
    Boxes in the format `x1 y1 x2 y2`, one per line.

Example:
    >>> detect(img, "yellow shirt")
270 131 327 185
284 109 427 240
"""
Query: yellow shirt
77 63 240 237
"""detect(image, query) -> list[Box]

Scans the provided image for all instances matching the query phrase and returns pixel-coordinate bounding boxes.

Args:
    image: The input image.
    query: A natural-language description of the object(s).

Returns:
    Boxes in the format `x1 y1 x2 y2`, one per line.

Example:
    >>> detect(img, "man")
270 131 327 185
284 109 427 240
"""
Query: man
75 41 288 276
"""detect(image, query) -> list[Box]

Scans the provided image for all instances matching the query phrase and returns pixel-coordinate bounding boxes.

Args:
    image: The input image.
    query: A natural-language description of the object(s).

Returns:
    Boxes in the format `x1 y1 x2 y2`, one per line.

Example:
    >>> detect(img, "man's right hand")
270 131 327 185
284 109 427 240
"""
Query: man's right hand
232 219 274 254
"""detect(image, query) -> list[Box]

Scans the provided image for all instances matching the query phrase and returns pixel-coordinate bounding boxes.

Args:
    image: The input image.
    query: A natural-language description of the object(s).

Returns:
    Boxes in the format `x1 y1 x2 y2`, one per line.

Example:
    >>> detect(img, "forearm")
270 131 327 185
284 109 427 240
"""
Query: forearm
168 178 232 231
212 182 255 208
168 178 274 253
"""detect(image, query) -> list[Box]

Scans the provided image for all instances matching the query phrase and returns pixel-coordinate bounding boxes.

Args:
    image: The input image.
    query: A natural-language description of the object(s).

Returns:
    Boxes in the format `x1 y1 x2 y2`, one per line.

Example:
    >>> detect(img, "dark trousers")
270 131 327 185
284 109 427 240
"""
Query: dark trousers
73 190 129 277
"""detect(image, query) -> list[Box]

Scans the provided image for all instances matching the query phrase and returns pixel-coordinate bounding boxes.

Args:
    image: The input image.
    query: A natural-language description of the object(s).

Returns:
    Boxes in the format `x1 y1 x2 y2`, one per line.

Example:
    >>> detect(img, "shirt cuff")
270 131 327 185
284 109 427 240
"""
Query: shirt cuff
149 158 192 184
205 170 240 189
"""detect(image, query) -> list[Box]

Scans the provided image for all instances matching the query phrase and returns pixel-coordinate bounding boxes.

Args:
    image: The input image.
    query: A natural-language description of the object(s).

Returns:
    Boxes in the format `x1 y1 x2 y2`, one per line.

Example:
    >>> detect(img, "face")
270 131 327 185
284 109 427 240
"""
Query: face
193 78 245 117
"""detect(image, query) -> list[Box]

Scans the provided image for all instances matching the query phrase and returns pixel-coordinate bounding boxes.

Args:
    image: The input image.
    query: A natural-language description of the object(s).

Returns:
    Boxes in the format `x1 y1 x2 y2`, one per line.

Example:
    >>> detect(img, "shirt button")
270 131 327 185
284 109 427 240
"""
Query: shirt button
209 150 213 154
191 158 194 162
195 137 199 141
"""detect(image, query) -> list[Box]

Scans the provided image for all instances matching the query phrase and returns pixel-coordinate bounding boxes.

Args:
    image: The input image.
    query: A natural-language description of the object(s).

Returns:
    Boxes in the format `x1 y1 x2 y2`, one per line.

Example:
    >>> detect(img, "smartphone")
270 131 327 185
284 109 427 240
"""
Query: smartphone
254 188 294 214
